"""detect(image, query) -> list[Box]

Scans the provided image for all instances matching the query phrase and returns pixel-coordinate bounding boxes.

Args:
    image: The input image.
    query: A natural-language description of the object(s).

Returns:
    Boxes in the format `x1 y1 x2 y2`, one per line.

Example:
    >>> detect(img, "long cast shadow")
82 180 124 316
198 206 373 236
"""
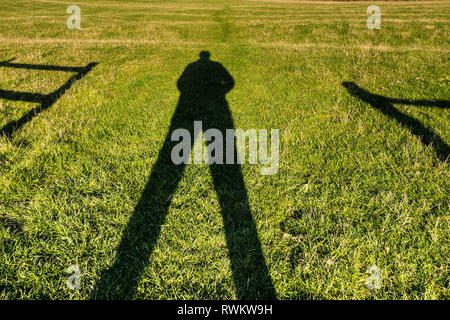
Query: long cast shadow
342 82 449 162
0 58 98 137
92 52 276 299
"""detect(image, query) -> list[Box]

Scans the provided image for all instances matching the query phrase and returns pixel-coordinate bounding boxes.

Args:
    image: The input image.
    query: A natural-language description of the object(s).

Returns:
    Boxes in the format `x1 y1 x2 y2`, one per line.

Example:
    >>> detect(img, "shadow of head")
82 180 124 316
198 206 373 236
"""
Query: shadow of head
199 51 211 61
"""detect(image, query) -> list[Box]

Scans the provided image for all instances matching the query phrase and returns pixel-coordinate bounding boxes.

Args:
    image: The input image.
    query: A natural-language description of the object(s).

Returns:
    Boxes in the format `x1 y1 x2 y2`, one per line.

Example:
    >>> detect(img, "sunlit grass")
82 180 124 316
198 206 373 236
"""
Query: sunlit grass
0 0 448 299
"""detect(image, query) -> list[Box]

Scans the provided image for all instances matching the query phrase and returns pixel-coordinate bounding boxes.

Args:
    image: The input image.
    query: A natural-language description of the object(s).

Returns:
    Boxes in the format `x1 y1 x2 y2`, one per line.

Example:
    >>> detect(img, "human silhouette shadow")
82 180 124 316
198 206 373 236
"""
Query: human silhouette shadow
92 52 276 299
342 82 449 162
0 58 97 138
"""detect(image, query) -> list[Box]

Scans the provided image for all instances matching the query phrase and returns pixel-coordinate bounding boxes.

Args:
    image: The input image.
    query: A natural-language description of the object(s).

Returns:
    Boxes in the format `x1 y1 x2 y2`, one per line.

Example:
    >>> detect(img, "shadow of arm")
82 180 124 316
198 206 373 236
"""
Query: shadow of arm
219 64 234 94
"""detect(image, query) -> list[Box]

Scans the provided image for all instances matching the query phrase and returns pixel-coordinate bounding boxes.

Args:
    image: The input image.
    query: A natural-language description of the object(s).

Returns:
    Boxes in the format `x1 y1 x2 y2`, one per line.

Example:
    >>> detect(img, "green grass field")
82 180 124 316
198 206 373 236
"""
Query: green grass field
0 0 449 299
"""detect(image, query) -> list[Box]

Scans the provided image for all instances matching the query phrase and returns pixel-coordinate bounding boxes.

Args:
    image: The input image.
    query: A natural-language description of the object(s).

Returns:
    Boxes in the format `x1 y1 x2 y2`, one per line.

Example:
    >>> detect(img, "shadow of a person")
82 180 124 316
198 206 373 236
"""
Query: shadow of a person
92 51 276 299
342 82 449 162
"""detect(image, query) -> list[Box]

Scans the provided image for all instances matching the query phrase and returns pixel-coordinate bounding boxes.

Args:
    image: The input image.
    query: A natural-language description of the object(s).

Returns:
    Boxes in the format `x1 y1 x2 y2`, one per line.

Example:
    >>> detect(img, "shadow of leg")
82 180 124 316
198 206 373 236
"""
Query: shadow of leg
209 162 276 299
91 119 190 299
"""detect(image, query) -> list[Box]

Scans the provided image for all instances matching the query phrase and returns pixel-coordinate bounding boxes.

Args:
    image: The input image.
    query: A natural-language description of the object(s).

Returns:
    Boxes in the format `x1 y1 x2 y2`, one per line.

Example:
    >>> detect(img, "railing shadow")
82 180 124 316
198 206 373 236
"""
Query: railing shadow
0 58 98 138
342 82 449 162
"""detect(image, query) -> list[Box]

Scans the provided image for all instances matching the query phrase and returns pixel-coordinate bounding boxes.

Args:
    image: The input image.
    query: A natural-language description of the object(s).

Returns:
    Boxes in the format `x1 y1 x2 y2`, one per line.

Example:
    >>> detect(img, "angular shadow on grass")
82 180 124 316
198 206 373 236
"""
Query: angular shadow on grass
0 58 98 138
91 51 276 300
342 82 449 162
